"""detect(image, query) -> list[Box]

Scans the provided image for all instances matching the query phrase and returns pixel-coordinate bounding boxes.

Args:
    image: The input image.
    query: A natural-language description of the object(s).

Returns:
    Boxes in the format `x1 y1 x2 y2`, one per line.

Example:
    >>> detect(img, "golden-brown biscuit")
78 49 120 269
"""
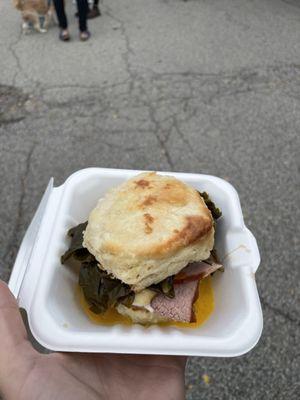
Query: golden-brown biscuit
83 172 214 291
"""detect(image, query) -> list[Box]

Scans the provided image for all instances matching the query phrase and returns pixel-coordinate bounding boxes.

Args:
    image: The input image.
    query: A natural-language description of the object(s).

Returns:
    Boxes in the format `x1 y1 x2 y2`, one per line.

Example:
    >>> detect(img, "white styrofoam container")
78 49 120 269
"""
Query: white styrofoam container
8 168 263 356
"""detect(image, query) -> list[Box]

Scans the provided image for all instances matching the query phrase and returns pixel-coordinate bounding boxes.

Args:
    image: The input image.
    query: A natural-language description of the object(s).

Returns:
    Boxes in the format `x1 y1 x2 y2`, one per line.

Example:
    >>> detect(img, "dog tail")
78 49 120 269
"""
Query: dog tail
12 0 24 10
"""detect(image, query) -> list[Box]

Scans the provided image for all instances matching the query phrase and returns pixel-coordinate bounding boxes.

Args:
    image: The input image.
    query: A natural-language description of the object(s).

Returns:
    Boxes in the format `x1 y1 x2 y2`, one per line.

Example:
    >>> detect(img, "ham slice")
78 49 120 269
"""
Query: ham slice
151 257 223 322
151 280 199 323
174 258 223 283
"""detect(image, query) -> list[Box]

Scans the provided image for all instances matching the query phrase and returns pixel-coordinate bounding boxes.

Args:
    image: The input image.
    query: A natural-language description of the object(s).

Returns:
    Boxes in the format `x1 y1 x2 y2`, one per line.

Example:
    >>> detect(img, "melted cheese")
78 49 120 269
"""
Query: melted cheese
133 289 156 307
78 276 214 328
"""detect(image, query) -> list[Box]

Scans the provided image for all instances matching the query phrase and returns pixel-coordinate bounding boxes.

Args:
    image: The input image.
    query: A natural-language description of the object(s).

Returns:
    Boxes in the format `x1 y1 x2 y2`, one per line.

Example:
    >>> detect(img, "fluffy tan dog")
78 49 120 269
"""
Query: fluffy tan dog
13 0 55 33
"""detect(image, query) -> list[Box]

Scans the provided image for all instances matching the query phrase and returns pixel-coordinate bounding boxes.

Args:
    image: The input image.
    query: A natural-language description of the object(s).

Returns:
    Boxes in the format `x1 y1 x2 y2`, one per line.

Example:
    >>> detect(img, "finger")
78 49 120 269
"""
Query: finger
0 280 36 374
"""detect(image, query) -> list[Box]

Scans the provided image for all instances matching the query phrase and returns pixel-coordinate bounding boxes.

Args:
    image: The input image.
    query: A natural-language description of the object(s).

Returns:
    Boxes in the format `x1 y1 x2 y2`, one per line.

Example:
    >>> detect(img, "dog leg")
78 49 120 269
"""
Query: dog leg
36 24 47 33
31 13 47 33
49 5 58 26
22 21 31 34
33 21 44 33
43 14 50 31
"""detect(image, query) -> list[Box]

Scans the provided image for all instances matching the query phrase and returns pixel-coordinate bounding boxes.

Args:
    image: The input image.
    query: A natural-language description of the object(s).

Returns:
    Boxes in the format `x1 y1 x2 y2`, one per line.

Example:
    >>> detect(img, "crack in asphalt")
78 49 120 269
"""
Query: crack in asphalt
2 143 36 267
28 62 300 111
7 27 23 87
138 80 176 170
104 5 135 86
172 116 195 154
280 0 300 8
261 297 300 327
6 26 43 92
0 116 25 125
149 108 176 170
3 62 297 133
7 28 38 88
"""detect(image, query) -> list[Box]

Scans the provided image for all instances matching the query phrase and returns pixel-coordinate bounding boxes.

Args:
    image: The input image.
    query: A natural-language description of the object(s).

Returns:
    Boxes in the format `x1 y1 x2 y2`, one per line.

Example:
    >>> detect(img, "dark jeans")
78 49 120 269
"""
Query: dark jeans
53 0 88 32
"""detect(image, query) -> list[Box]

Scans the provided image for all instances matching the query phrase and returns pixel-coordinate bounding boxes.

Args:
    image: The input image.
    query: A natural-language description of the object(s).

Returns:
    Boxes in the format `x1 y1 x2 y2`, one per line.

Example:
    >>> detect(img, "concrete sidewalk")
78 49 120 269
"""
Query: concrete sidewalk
0 0 299 398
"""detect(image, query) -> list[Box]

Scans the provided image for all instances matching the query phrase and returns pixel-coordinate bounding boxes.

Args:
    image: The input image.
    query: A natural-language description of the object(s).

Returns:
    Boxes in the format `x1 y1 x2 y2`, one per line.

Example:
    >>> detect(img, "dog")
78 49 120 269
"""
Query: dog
13 0 56 33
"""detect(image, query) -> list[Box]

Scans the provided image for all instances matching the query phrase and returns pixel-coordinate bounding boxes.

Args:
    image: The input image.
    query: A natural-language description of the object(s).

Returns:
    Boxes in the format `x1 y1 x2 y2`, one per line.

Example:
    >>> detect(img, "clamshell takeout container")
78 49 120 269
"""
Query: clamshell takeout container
8 168 262 356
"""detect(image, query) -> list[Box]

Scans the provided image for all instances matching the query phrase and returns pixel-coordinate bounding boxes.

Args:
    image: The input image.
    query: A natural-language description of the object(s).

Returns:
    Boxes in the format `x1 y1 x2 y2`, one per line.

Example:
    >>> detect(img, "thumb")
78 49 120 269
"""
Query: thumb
0 280 37 392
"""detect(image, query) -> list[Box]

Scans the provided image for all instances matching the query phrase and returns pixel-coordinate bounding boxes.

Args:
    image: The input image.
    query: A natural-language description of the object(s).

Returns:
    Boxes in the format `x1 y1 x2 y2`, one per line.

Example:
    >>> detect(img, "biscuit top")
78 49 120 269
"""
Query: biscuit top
84 172 213 260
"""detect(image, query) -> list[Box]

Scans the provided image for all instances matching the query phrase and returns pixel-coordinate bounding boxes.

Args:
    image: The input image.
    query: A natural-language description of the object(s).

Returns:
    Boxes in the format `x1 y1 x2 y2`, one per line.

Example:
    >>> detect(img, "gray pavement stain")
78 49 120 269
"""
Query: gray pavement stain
0 0 300 399
0 85 29 124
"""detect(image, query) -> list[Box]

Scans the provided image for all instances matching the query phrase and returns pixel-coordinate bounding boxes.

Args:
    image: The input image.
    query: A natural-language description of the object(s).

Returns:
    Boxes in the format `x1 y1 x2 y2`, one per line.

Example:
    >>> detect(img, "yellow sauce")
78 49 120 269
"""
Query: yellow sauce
78 276 214 328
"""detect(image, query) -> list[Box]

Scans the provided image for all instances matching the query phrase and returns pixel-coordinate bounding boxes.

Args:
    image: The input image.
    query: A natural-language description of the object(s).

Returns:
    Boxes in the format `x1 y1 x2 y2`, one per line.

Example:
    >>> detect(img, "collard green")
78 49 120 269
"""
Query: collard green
79 261 134 314
61 222 91 264
61 222 134 314
199 191 222 220
150 276 175 299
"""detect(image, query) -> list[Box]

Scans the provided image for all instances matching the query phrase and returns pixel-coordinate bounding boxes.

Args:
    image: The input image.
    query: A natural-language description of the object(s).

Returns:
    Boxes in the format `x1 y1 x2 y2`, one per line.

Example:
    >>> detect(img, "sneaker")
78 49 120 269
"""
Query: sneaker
87 6 101 19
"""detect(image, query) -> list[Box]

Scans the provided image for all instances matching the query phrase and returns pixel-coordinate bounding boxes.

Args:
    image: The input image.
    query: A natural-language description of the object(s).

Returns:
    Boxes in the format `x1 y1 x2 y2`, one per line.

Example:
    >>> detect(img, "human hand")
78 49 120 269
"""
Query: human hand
0 281 186 400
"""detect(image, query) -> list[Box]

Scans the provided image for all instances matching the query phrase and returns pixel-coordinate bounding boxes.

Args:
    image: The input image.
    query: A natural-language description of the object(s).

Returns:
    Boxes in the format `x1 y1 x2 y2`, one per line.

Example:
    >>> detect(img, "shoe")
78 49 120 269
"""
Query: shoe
59 29 70 41
87 6 101 19
79 30 91 41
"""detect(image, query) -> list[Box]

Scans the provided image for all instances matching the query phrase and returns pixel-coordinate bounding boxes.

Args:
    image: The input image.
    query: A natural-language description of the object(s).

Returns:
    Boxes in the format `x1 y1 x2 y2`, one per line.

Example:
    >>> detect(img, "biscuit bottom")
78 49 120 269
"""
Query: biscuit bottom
77 276 214 328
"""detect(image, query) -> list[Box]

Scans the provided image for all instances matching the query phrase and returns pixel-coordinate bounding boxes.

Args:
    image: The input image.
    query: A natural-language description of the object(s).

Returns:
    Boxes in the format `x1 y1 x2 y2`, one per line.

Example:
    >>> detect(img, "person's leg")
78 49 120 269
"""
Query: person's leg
52 0 68 29
76 0 100 19
76 0 88 32
87 0 101 19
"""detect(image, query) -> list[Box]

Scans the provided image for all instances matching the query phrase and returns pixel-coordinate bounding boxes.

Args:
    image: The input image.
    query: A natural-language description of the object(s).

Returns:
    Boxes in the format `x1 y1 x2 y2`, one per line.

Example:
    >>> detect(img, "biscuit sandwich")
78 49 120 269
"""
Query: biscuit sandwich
62 172 223 324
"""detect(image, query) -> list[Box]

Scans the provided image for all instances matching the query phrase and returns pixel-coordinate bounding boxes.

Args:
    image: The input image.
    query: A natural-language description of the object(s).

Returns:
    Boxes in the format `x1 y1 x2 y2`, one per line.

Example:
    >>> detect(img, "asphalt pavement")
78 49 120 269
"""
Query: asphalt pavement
0 0 299 399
